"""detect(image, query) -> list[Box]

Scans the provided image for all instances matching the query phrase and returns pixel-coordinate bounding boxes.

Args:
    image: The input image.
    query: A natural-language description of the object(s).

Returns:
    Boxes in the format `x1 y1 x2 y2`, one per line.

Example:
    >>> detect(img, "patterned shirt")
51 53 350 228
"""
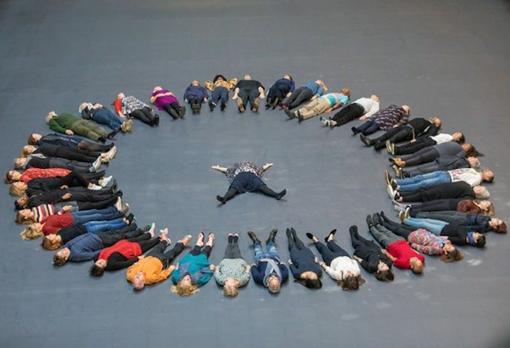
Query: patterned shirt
408 229 447 255
368 104 408 130
122 96 149 115
225 161 264 181
32 204 58 223
214 258 251 286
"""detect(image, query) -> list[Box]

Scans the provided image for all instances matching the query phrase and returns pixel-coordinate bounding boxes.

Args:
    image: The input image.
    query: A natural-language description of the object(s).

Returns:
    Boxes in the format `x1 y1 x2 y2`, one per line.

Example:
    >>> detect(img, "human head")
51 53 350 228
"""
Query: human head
476 200 494 216
340 275 364 290
489 218 507 233
132 272 145 291
191 80 200 86
370 95 380 102
481 169 494 183
223 278 240 297
441 244 463 262
298 272 322 289
468 232 486 248
341 88 351 97
375 267 394 282
473 186 490 199
27 133 42 145
409 257 424 274
41 234 63 250
9 181 27 196
267 275 281 294
90 259 107 277
452 132 465 143
78 102 93 114
243 74 252 80
16 209 34 224
152 86 163 92
430 116 442 127
283 74 293 81
463 143 483 157
53 247 71 266
46 111 57 123
117 92 125 100
20 223 43 240
14 157 27 170
213 74 226 83
171 275 199 296
5 170 21 183
316 80 328 92
401 105 411 115
467 157 480 169
21 145 36 157
15 195 29 209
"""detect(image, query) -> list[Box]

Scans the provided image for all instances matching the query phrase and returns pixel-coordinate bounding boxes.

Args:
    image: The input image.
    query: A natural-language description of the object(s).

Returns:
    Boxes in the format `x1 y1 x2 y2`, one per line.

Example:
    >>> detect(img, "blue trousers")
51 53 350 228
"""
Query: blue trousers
356 120 380 135
91 108 123 131
211 87 229 105
396 171 451 192
403 217 448 235
71 206 122 225
83 218 126 234
253 241 280 262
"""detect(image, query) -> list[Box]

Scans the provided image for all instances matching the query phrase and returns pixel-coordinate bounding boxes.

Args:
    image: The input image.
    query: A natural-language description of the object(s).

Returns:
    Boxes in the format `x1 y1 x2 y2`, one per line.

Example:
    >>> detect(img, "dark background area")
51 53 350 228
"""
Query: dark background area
0 0 509 347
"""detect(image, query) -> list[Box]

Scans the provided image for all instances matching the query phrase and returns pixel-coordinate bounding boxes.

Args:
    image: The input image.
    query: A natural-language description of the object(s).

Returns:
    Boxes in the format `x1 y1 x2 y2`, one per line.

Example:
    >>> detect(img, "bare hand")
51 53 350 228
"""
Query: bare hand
65 130 74 135
62 193 72 200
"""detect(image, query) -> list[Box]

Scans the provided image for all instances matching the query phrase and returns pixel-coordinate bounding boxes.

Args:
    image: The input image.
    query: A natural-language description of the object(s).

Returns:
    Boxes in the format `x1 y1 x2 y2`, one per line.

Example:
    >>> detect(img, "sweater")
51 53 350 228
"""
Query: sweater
151 89 179 109
41 213 74 235
368 104 408 129
251 259 289 286
352 239 392 273
98 240 142 271
171 252 213 287
214 258 251 286
448 168 482 187
323 256 361 281
415 182 475 202
355 97 379 118
386 240 425 269
183 85 209 101
407 229 447 255
126 256 172 285
65 233 103 262
20 168 71 183
289 246 322 278
48 113 80 133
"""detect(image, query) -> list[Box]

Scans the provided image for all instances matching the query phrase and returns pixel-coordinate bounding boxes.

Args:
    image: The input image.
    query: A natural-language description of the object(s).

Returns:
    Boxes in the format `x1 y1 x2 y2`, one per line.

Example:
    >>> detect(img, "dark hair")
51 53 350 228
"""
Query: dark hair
27 134 37 145
90 264 105 277
496 222 507 234
53 253 67 267
375 269 394 282
340 275 364 291
304 278 322 289
457 133 465 144
441 248 464 262
213 74 226 83
475 234 486 248
465 144 483 157
42 237 61 251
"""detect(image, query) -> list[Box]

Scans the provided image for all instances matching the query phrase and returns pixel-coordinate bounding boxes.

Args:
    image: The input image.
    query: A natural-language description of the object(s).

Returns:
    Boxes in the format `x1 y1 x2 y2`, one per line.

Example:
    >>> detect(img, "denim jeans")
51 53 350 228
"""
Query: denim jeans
72 206 122 225
403 217 448 235
211 87 229 104
84 218 126 234
253 241 280 262
356 120 380 135
396 171 450 192
92 108 123 131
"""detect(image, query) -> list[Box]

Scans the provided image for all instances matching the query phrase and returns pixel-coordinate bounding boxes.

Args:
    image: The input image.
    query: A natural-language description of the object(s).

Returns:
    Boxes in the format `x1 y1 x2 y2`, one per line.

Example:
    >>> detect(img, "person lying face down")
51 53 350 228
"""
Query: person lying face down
170 232 216 297
79 102 133 134
306 229 365 290
150 86 186 120
113 93 159 127
247 229 289 294
204 74 238 112
349 225 394 282
211 161 286 204
183 80 209 115
213 233 251 297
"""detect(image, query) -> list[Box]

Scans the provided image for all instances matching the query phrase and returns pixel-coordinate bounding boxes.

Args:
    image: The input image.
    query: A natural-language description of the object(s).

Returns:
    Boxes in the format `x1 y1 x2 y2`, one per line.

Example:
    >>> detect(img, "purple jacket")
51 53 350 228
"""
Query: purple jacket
151 88 179 110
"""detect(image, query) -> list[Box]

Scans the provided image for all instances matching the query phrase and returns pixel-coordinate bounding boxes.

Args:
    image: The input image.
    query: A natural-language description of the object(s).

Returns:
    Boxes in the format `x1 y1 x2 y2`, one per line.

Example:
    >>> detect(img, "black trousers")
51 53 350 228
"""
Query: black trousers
190 245 212 258
314 240 349 265
137 238 161 253
373 126 413 145
238 88 260 108
130 107 157 125
402 148 439 167
147 240 186 267
52 147 98 162
224 240 242 259
266 85 289 106
99 228 147 246
78 140 113 152
163 103 183 119
68 189 120 203
380 216 413 239
283 87 314 109
394 137 436 155
27 171 90 194
409 199 460 216
330 103 364 126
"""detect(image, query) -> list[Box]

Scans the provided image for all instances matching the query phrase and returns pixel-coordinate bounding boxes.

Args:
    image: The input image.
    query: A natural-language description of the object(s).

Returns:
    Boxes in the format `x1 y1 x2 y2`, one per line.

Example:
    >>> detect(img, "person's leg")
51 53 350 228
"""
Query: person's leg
65 171 91 187
297 99 324 119
394 138 435 156
265 241 281 262
286 228 296 252
141 107 157 124
60 147 98 163
399 192 423 203
253 241 266 262
288 88 313 109
163 104 180 119
78 139 113 152
403 149 438 167
256 184 286 200
331 104 364 126
403 217 447 235
76 196 117 210
211 88 221 106
145 240 169 259
219 88 229 108
137 238 161 253
224 240 242 259
373 127 401 144
282 87 303 107
93 109 122 131
363 121 380 135
84 218 126 234
238 89 249 108
83 120 110 138
72 207 122 225
248 89 260 110
380 219 412 239
313 241 336 265
326 240 350 259
369 224 400 248
130 109 151 125
292 231 305 250
391 128 413 144
217 187 239 204
397 172 450 192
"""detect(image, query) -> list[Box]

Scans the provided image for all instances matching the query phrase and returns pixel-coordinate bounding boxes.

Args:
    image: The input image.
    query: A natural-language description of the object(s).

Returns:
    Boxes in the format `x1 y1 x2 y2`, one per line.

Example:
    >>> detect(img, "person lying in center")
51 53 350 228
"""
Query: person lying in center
284 89 350 122
306 229 364 290
214 233 251 297
349 225 394 282
212 161 286 204
127 229 192 291
150 86 186 120
351 104 411 136
79 102 133 134
247 229 288 294
388 132 465 156
285 227 322 289
171 232 215 296
321 95 380 128
389 182 490 204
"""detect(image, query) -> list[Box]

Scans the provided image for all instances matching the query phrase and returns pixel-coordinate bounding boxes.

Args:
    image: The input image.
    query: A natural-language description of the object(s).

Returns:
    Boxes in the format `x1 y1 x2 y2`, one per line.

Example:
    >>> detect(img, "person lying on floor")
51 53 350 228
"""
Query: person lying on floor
413 211 506 234
247 229 288 294
306 229 365 290
281 80 327 110
28 133 116 156
349 225 394 282
388 132 465 156
127 229 192 291
367 214 425 274
6 167 105 185
400 215 486 248
391 142 482 168
14 153 103 174
20 206 129 240
285 89 350 122
79 102 133 134
351 104 411 136
265 74 295 109
16 196 127 225
360 116 442 151
388 181 490 204
320 95 380 128
212 161 286 204
396 198 495 217
171 232 215 296
385 168 494 193
183 80 209 115
204 74 237 112
374 212 463 261
232 74 266 113
41 220 137 250
21 143 106 164
286 228 322 289
46 111 112 142
151 86 186 120
53 224 155 266
394 155 480 178
114 92 159 126
214 233 251 297
90 229 166 277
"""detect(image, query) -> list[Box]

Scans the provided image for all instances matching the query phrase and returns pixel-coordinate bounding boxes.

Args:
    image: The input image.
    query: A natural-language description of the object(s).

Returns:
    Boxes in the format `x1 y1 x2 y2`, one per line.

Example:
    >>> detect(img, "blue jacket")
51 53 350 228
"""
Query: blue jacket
65 233 103 262
272 78 295 93
39 133 84 147
303 81 324 96
251 260 289 286
184 85 209 101
171 252 213 287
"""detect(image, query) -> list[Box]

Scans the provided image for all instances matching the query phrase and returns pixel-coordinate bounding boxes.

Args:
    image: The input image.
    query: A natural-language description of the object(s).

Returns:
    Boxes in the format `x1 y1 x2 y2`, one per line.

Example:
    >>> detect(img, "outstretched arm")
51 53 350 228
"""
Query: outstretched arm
262 162 273 172
232 88 239 100
258 87 266 99
211 165 228 173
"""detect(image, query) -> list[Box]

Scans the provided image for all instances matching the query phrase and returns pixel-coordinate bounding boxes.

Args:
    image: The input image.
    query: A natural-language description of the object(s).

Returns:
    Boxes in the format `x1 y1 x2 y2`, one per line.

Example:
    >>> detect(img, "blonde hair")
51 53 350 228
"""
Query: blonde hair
170 282 199 297
20 224 43 240
475 186 490 199
223 283 239 297
9 183 26 197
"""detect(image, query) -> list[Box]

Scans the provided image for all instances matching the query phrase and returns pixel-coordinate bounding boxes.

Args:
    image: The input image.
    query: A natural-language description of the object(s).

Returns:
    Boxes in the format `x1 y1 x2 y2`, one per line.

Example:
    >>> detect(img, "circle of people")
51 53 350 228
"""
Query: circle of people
5 73 506 297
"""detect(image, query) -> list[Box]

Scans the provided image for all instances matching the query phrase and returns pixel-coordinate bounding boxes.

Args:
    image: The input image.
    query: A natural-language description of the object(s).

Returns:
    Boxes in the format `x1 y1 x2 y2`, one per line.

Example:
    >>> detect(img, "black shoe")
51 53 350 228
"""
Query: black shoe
98 136 107 143
265 104 271 110
276 189 287 200
324 229 337 243
285 228 292 240
360 134 373 146
351 127 359 135
228 235 234 243
266 229 278 244
349 225 358 234
372 213 382 226
284 109 296 119
220 103 226 111
209 102 215 112
153 115 160 126
179 106 186 118
216 195 226 204
305 232 316 241
366 215 374 228
125 213 135 225
247 231 260 243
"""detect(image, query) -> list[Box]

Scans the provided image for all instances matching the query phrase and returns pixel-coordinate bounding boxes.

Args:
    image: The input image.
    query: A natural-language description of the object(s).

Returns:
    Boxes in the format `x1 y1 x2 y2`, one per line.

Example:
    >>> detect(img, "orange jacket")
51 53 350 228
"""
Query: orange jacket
126 256 173 285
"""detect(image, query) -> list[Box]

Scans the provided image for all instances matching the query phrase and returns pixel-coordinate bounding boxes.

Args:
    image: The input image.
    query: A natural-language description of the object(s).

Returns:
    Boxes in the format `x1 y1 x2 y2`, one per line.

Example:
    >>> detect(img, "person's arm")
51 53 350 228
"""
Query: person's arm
232 88 239 100
382 249 397 261
145 266 173 285
280 264 289 283
213 263 225 285
410 242 430 255
258 86 266 99
48 119 67 134
71 249 100 262
289 263 299 279
361 103 380 120
261 162 273 172
211 164 228 173
250 264 263 285
105 254 138 271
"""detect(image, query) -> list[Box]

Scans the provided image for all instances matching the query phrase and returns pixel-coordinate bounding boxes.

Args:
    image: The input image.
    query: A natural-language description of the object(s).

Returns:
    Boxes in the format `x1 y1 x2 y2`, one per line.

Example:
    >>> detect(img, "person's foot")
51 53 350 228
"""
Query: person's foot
297 112 304 123
99 175 113 187
220 102 226 111
284 109 296 119
389 142 395 155
386 140 392 153
159 228 170 243
372 213 382 226
393 158 405 167
121 119 134 133
329 120 337 128
115 197 129 214
366 215 374 228
360 134 373 146
228 233 234 243
216 195 226 204
390 179 398 191
153 115 160 126
238 104 245 113
320 117 329 127
180 234 193 246
209 102 215 112
386 184 397 200
92 157 102 171
98 136 107 143
125 213 135 225
251 104 259 113
179 106 186 118
196 232 205 246
87 183 102 190
384 169 392 186
325 229 337 242
266 229 278 244
392 165 402 177
107 146 117 161
305 232 318 242
205 233 215 246
399 207 410 222
351 127 358 135
148 223 156 238
247 231 260 243
276 189 287 200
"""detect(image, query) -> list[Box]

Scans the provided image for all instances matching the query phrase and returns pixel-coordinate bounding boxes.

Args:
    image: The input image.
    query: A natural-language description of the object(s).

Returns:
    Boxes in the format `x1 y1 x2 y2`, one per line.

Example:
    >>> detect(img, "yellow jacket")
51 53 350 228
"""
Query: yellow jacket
126 256 174 285
204 78 238 91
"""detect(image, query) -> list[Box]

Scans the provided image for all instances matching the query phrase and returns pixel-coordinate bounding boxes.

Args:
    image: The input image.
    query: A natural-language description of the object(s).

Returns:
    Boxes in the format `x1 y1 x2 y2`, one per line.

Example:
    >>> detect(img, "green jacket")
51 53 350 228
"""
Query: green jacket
49 113 80 133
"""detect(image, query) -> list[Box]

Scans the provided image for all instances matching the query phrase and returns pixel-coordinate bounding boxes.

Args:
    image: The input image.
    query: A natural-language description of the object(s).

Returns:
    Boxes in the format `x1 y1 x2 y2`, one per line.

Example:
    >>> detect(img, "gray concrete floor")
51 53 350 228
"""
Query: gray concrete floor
1 0 510 347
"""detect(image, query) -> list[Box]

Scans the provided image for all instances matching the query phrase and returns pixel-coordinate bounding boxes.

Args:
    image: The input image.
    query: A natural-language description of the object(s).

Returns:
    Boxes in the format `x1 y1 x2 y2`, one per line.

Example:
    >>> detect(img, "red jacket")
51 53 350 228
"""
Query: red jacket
41 213 74 235
387 240 425 269
20 168 71 183
98 240 142 261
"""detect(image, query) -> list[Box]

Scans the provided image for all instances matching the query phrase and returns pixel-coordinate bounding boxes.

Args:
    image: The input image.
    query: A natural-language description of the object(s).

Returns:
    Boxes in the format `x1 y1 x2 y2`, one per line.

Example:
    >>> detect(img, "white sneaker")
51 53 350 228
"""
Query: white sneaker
87 183 102 190
99 176 113 187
